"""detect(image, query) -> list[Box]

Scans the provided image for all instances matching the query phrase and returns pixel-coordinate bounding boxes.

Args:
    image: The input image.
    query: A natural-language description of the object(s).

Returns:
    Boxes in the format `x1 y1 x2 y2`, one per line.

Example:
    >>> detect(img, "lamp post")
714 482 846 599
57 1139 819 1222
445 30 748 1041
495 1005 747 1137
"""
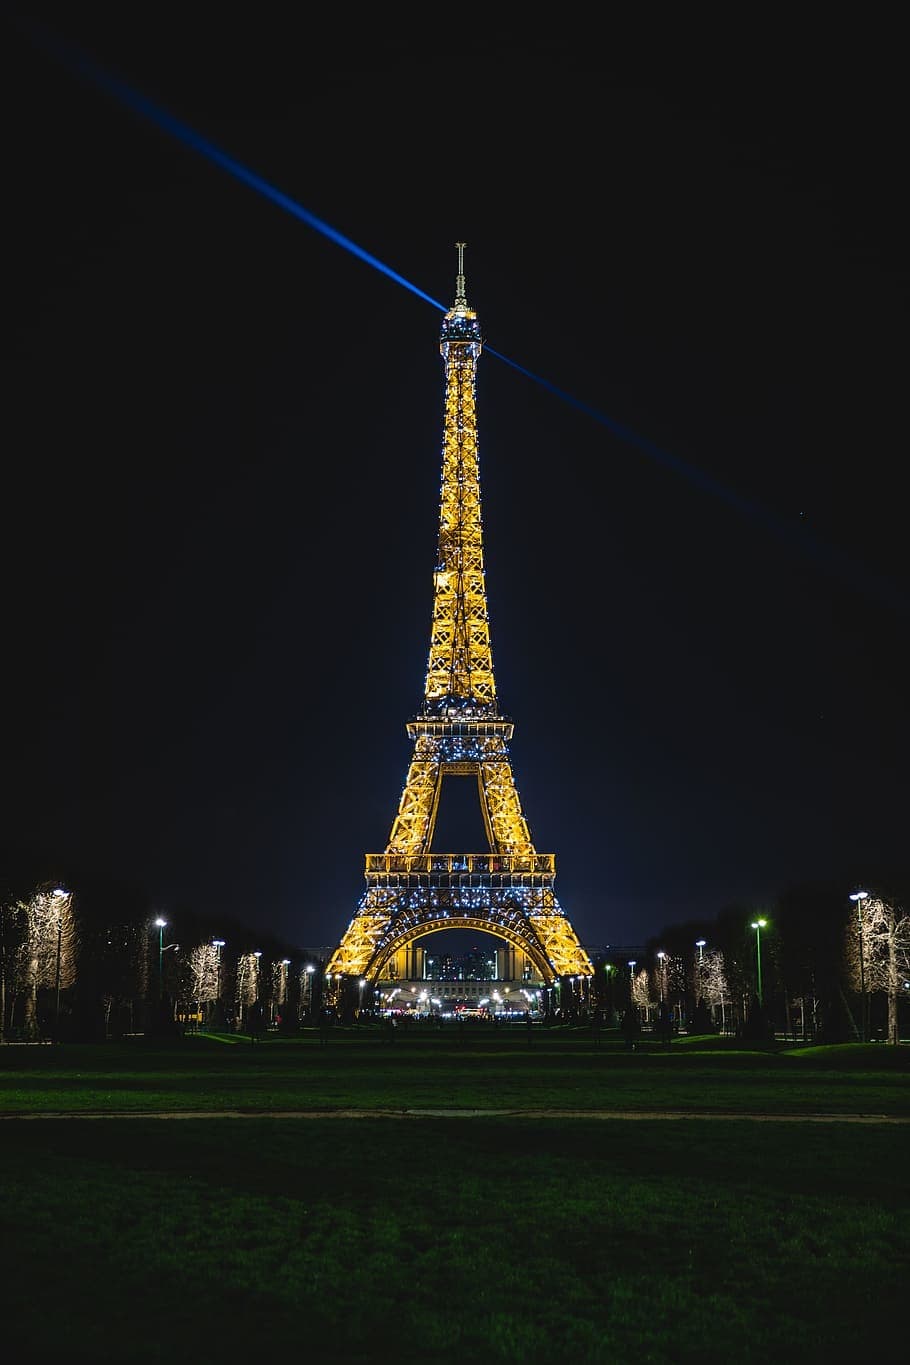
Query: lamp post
212 939 225 1011
209 940 225 1030
656 951 666 1003
694 939 707 1020
849 890 869 1042
154 918 167 999
52 887 68 1044
750 919 767 1008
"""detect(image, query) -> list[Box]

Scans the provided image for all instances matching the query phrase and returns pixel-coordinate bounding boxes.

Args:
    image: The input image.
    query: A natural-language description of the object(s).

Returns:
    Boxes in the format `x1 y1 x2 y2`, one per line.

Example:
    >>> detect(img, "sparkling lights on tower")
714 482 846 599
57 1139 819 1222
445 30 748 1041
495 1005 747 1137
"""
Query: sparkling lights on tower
326 246 593 993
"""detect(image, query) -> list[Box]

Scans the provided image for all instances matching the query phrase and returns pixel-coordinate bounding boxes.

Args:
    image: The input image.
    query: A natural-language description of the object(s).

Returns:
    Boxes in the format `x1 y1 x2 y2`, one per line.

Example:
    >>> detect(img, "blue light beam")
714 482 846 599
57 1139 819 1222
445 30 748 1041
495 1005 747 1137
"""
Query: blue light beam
15 17 448 316
485 345 906 617
18 15 907 618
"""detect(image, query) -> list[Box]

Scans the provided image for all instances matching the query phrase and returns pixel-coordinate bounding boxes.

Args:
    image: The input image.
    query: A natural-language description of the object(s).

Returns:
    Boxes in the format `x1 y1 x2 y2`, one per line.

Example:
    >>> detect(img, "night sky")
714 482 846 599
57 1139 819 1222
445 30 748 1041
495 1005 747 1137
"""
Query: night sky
4 11 907 954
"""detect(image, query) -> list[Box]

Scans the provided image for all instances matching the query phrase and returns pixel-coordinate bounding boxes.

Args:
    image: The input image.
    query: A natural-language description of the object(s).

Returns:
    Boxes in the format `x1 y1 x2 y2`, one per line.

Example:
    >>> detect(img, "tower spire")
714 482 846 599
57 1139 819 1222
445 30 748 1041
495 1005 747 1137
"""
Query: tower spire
455 240 467 306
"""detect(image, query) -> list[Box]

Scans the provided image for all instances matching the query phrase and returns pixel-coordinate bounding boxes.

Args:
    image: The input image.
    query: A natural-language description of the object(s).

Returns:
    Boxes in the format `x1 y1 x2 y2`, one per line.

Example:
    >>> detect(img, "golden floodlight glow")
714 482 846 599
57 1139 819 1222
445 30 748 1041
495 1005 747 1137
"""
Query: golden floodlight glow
327 248 593 987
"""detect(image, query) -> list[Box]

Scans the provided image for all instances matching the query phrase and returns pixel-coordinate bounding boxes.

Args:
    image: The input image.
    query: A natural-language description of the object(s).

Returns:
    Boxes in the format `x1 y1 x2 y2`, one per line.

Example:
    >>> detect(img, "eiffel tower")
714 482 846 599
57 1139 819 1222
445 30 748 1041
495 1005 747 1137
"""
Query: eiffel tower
326 246 593 1010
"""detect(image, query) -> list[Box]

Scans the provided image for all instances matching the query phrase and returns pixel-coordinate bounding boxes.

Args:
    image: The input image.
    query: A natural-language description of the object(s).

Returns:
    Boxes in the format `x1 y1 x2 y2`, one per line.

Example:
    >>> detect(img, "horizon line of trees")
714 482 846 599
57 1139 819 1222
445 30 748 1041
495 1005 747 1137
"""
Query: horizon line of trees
588 879 909 1045
0 865 326 1043
1 856 907 1044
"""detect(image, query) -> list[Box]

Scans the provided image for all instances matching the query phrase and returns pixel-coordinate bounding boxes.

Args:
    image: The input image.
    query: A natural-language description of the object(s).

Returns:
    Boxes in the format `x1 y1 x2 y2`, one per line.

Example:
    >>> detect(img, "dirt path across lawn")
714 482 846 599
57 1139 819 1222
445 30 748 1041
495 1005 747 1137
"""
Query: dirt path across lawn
1 1108 908 1122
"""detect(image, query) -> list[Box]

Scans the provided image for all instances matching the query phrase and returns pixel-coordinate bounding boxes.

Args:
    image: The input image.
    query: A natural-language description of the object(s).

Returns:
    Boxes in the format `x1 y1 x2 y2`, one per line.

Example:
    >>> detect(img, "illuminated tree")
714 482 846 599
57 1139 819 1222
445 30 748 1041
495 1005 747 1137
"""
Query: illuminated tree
701 949 729 1033
187 942 220 1013
271 959 286 1007
4 887 75 1040
235 952 259 1025
632 966 654 1021
847 896 910 1045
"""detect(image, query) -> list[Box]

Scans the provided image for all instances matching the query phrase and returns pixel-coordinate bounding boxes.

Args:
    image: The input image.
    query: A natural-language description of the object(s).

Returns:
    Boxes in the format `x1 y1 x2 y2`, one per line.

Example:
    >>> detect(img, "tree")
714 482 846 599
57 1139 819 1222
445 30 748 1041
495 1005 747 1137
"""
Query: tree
850 895 910 1045
236 952 259 1029
632 967 654 1022
2 885 75 1041
187 942 220 1020
700 949 729 1033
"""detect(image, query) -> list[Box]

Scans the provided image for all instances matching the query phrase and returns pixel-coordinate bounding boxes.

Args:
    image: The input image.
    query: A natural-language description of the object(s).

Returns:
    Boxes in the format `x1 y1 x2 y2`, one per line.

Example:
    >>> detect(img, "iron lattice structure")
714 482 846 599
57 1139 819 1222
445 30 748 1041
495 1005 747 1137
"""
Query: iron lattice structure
327 246 593 987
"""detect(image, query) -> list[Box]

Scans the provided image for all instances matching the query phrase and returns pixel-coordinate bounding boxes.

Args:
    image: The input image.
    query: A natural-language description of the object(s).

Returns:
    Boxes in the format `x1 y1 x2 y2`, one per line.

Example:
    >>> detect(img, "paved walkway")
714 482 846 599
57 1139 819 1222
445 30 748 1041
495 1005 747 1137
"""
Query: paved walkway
1 1108 907 1122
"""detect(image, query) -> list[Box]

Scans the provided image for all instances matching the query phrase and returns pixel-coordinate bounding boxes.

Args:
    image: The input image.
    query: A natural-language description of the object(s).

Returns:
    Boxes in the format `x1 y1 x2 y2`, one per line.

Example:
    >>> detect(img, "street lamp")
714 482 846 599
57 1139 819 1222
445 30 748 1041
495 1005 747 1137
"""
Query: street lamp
208 940 225 1029
850 890 869 1042
694 939 707 1017
51 887 69 1044
154 918 167 998
212 939 225 1006
656 951 666 1003
750 919 767 1008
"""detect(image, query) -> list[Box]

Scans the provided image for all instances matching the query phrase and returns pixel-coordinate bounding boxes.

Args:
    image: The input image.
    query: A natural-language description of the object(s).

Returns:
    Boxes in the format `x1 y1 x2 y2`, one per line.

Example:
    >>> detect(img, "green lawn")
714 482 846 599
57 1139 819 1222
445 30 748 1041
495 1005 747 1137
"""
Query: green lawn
0 1028 907 1116
0 1033 906 1363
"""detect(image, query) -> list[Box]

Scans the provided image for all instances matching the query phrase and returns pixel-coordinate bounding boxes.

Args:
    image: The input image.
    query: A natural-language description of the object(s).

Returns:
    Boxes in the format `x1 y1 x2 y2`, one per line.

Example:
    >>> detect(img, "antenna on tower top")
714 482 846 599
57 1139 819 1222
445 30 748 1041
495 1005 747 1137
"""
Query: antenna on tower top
455 241 467 304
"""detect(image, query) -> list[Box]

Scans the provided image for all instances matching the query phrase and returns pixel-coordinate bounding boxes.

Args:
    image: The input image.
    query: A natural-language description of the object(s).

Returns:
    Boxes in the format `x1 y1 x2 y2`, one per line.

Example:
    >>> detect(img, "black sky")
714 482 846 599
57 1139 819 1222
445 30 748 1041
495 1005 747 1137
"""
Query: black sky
4 10 908 953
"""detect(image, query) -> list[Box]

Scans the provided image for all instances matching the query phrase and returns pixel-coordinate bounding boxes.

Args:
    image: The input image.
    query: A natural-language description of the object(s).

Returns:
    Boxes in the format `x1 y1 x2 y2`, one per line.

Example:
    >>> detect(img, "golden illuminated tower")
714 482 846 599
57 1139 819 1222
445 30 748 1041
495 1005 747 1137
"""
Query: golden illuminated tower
326 246 593 998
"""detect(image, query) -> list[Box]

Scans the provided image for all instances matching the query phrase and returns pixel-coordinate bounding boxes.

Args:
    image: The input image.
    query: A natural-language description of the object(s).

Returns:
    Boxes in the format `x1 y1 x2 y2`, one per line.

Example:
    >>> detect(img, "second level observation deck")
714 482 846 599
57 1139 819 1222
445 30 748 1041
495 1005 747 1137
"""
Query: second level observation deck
406 714 514 741
365 852 556 888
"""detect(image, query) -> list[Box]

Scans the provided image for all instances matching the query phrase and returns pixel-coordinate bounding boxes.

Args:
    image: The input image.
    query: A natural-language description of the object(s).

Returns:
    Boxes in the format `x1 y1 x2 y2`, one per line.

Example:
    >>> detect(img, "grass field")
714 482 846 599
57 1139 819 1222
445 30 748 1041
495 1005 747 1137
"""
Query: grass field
1 1030 906 1363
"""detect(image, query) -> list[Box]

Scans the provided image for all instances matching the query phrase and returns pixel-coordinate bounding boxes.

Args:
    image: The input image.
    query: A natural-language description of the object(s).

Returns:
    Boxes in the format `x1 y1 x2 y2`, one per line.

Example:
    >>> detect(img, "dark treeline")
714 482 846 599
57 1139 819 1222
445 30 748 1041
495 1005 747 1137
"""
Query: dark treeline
2 846 907 1045
587 879 909 1045
0 847 322 1043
